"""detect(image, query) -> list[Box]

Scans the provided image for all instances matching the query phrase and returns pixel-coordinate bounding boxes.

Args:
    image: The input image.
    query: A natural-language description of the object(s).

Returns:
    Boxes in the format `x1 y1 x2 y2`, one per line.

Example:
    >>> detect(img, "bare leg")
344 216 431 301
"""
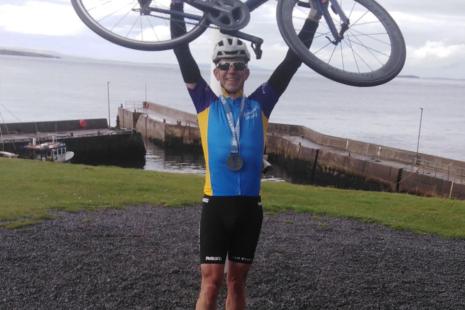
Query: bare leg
196 264 225 310
225 262 251 310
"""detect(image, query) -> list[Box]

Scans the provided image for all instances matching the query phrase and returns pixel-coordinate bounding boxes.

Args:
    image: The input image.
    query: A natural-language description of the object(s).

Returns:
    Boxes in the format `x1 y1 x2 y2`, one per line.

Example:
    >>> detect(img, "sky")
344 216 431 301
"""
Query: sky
0 0 465 78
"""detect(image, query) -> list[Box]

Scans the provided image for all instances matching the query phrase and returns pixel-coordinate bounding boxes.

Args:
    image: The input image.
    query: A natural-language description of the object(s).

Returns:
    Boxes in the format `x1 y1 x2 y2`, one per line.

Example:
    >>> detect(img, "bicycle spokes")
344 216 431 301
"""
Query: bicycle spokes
76 0 205 45
294 0 394 74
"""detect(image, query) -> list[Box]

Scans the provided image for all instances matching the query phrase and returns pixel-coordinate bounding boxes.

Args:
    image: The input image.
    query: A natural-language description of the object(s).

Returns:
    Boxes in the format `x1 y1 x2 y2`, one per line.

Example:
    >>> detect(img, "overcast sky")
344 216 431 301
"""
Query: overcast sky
1 0 465 78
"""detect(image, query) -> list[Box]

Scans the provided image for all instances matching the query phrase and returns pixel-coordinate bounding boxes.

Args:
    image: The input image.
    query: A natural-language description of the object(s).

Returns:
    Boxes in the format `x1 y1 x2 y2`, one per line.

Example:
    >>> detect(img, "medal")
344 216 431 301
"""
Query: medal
227 153 244 171
220 95 247 172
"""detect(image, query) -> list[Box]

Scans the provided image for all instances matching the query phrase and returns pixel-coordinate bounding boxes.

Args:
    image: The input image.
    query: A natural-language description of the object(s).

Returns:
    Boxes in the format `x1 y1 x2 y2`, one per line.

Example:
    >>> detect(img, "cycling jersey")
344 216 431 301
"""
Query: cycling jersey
189 78 278 196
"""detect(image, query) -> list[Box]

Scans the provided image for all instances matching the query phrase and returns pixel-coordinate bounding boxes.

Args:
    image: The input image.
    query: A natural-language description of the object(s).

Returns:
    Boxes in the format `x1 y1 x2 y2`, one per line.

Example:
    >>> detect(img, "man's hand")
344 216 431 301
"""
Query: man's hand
308 0 329 22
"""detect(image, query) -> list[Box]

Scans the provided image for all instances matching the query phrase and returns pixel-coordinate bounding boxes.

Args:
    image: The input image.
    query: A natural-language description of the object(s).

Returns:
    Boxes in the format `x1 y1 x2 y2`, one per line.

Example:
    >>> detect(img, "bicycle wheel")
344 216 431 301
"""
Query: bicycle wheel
71 0 209 51
277 0 406 87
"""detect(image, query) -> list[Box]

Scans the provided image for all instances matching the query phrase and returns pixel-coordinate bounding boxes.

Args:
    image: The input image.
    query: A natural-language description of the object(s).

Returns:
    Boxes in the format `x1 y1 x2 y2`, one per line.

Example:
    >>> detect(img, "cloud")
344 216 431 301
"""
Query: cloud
388 10 465 77
0 0 83 36
392 11 465 44
412 41 465 60
403 41 465 77
383 0 465 16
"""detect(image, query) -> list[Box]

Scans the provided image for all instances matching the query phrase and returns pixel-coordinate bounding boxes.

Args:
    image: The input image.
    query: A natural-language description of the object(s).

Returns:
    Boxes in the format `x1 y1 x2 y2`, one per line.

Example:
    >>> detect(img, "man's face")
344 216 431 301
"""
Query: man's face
213 58 250 96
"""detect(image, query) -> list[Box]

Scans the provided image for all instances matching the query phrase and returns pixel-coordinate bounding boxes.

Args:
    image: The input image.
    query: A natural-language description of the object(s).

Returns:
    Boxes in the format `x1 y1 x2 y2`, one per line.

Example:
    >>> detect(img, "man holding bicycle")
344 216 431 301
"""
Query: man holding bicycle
170 1 326 309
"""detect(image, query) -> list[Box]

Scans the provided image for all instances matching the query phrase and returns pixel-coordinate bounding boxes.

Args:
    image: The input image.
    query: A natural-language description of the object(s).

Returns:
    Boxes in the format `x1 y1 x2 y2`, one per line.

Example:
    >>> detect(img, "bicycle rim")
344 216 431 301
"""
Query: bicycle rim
71 0 209 51
277 0 406 87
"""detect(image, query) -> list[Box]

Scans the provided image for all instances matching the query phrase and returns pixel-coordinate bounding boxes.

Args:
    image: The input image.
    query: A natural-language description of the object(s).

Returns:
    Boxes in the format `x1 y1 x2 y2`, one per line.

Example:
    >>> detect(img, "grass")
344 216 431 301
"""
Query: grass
1 158 465 238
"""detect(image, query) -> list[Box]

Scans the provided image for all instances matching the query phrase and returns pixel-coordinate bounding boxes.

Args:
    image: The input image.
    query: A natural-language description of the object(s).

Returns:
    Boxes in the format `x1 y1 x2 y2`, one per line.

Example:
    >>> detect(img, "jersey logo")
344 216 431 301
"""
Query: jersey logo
244 107 259 120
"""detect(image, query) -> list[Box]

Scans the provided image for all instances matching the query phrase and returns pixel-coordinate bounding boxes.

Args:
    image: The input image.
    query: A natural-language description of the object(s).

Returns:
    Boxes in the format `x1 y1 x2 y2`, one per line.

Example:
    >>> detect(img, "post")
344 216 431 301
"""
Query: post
449 180 455 199
0 121 3 151
415 107 423 166
107 81 111 128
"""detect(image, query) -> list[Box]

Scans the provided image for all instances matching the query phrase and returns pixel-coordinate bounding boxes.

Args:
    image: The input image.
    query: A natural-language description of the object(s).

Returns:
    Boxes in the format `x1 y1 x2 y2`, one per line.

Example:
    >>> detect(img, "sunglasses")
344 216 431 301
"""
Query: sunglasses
216 62 247 71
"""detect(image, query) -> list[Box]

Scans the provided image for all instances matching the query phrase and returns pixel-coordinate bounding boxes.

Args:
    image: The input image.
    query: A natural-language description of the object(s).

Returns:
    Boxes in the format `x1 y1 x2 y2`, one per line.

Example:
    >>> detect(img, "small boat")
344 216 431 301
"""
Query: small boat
0 151 19 158
22 140 74 163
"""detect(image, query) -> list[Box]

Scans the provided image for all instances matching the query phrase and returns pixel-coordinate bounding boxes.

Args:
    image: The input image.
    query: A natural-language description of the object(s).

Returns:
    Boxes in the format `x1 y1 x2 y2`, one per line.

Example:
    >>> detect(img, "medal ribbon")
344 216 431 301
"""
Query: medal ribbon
220 96 246 154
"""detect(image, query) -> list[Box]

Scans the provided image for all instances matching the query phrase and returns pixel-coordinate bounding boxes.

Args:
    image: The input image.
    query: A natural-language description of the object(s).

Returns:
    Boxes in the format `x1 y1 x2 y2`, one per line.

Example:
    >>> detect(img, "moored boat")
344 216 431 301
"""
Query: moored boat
0 151 18 158
22 140 74 162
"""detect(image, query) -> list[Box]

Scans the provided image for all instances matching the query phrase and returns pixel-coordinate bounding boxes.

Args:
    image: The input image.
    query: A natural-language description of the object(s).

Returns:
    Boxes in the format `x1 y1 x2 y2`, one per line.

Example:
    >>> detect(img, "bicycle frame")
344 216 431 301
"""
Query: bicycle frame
245 0 350 45
189 0 349 45
244 0 269 12
249 0 350 45
180 0 268 13
143 0 350 54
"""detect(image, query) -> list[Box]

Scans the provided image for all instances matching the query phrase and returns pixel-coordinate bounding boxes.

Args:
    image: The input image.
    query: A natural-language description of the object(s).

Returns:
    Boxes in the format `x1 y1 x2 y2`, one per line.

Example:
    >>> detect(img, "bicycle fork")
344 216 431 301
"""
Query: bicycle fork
322 0 350 45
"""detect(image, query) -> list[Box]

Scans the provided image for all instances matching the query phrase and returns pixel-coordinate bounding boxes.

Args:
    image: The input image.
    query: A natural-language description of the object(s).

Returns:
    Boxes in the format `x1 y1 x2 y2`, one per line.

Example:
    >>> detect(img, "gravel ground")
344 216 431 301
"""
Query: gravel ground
1 205 465 310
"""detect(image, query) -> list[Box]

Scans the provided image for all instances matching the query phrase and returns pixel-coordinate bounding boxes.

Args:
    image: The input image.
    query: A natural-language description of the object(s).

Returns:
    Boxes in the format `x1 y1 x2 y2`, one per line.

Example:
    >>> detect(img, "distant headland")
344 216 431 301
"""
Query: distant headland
397 74 420 79
0 48 60 59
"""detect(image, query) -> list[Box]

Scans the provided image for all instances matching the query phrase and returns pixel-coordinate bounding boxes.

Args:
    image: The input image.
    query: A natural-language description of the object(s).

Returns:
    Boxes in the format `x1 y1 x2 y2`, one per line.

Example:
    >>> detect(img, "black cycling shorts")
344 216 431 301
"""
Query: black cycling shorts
200 195 263 264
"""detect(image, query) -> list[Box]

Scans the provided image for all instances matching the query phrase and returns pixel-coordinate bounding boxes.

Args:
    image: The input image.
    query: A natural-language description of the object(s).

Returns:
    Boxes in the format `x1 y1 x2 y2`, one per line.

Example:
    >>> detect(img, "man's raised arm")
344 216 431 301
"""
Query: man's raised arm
170 1 201 90
268 1 325 96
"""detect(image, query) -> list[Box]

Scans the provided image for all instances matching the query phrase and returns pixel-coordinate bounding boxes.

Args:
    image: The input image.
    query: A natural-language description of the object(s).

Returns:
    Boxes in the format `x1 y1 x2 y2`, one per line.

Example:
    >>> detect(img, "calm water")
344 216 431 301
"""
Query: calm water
144 140 205 174
1 55 464 164
143 140 289 182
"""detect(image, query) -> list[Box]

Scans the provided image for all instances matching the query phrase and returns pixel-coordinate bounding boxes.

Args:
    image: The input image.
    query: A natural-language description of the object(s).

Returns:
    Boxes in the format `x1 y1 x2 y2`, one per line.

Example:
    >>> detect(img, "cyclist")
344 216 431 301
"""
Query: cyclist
170 1 326 309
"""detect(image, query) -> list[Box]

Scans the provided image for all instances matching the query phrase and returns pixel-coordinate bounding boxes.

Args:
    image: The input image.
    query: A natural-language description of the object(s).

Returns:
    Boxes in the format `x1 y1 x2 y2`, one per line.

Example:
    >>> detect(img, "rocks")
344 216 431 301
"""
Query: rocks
1 206 464 309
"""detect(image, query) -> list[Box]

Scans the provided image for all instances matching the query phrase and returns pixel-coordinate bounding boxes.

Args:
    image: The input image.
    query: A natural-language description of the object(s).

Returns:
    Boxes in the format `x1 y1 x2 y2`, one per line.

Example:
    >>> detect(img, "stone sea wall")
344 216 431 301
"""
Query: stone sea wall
118 102 465 200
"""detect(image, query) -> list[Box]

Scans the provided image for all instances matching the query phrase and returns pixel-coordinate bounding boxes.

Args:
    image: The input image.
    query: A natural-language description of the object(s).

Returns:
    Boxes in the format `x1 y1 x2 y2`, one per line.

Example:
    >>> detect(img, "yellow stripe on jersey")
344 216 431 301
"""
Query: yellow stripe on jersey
262 112 269 144
197 108 212 196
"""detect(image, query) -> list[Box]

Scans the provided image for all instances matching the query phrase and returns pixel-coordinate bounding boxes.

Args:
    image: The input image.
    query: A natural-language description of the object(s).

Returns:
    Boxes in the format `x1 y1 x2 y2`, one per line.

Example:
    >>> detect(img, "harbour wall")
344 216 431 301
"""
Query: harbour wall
1 118 146 166
118 103 201 148
0 119 108 134
269 123 465 176
118 102 465 200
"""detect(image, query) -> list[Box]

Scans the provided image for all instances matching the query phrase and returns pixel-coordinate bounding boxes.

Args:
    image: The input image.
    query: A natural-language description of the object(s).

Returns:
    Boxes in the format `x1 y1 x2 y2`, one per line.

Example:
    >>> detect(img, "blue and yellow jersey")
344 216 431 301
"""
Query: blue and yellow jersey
188 78 279 197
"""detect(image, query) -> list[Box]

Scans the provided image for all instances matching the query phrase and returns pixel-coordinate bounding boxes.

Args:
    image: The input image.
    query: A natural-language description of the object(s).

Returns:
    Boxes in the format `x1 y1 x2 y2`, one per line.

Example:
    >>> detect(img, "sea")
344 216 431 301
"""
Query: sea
1 54 464 175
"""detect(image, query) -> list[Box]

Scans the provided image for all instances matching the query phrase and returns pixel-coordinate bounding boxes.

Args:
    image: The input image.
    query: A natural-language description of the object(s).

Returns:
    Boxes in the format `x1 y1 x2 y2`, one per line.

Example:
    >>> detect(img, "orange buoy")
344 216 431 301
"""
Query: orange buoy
79 119 87 128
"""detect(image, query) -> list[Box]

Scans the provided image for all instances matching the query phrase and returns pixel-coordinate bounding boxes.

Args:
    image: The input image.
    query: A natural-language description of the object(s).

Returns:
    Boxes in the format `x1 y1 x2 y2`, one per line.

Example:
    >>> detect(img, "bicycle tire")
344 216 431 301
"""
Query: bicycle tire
277 0 406 87
71 0 209 51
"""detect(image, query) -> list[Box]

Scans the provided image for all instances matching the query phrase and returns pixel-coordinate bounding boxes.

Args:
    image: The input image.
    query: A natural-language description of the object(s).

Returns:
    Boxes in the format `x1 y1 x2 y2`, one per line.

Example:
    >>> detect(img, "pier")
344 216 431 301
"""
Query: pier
119 102 465 200
0 118 145 165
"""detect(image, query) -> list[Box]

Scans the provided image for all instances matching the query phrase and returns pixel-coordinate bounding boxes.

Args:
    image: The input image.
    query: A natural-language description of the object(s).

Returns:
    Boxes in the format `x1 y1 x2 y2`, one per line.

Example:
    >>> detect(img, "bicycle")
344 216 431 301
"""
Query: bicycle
71 0 406 87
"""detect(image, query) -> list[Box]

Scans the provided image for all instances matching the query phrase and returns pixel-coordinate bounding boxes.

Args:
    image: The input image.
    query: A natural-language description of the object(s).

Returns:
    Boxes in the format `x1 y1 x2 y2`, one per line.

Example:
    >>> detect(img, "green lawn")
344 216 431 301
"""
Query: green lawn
1 158 465 238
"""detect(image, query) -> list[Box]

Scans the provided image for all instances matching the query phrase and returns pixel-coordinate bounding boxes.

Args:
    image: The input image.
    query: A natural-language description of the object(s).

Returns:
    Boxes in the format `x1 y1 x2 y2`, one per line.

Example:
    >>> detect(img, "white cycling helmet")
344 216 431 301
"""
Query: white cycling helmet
212 36 250 64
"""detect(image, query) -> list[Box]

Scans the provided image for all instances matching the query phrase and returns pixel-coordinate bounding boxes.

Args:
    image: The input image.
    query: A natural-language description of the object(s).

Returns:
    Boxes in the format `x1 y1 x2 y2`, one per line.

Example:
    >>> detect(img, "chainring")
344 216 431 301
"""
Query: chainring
206 0 250 31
